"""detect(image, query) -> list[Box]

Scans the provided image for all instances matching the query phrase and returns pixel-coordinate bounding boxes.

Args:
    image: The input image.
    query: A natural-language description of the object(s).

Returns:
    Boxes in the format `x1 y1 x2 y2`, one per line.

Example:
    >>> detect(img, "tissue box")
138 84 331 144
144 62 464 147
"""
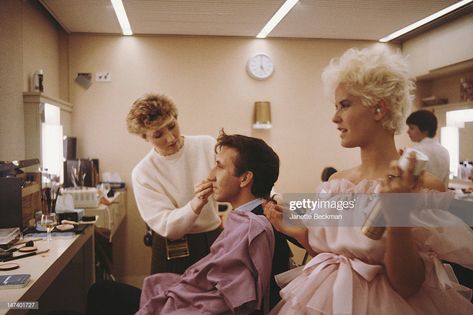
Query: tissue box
62 188 99 208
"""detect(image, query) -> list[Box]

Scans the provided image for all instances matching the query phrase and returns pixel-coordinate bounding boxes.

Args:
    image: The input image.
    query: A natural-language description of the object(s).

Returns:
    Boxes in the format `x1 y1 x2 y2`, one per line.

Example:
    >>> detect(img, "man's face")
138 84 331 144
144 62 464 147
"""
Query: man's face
208 146 242 204
407 124 427 142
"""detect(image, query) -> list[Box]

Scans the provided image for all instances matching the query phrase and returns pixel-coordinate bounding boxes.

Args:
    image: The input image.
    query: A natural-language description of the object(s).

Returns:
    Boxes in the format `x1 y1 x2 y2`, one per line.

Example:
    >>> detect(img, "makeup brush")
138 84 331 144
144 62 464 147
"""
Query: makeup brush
1 249 50 262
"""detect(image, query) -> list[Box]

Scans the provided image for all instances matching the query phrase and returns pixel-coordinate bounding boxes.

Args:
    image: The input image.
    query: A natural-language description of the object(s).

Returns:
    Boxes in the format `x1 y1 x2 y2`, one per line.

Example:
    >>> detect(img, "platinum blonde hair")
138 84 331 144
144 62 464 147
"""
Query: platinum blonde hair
321 45 414 134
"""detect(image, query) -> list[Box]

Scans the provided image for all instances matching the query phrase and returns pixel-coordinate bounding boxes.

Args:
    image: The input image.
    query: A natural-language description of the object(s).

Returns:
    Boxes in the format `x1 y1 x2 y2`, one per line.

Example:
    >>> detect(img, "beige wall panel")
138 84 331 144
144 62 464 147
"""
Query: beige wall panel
0 0 24 160
0 0 68 162
403 14 473 77
22 0 61 99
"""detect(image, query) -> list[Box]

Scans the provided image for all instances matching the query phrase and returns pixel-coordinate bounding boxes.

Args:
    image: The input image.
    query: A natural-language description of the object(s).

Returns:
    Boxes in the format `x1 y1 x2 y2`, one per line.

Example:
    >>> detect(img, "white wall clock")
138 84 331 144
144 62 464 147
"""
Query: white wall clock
246 53 274 80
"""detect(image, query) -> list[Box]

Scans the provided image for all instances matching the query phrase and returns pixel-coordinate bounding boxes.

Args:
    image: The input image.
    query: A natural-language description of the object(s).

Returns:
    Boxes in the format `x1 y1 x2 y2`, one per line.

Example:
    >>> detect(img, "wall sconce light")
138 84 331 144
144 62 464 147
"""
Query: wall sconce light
253 101 272 129
75 73 92 89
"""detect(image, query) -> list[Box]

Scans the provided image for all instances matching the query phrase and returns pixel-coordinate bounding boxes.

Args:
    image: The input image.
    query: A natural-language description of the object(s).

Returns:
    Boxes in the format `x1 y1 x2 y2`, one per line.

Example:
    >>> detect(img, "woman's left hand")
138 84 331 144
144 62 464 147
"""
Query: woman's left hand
381 152 423 193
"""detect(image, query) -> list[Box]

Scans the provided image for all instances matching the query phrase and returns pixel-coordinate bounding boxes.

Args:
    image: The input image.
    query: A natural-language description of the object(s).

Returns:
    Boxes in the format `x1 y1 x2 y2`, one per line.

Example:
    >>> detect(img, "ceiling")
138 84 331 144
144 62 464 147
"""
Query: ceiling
39 0 470 41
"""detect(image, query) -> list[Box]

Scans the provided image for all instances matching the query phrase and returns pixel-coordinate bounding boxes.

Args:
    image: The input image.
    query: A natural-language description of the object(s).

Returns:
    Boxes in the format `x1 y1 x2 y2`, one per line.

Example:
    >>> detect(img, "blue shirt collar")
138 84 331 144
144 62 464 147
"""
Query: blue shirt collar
234 198 263 213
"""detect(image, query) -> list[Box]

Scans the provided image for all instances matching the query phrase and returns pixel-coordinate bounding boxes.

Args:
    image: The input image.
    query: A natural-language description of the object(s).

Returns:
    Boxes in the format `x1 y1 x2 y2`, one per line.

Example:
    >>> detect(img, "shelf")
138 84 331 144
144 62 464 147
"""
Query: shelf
23 92 73 112
22 183 41 197
417 59 473 81
422 101 473 110
415 68 473 108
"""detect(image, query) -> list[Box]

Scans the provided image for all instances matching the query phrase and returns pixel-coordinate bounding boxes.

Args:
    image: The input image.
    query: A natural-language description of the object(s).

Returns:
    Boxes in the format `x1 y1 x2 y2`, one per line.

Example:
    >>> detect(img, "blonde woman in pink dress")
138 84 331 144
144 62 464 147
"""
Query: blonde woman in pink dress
265 46 473 314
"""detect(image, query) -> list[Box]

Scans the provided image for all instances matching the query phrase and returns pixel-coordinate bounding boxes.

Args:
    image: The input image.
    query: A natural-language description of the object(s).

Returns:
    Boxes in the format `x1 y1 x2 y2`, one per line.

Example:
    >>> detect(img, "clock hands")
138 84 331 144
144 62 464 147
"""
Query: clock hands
247 54 273 80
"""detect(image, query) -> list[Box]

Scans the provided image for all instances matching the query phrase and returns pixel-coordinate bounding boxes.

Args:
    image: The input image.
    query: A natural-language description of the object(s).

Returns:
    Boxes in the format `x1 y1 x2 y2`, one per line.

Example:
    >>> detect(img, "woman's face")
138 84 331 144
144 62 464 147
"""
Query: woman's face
332 86 377 148
144 117 182 156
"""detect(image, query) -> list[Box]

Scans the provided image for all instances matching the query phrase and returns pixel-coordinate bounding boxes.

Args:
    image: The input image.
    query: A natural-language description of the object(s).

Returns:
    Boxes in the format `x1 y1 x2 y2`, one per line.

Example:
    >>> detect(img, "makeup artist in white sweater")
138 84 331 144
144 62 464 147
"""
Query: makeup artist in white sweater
127 93 222 274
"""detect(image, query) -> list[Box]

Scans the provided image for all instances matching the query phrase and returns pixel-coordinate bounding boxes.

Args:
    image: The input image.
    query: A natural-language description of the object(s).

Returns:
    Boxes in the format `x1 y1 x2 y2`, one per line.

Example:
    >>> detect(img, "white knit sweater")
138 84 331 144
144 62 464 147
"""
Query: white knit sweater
131 135 220 239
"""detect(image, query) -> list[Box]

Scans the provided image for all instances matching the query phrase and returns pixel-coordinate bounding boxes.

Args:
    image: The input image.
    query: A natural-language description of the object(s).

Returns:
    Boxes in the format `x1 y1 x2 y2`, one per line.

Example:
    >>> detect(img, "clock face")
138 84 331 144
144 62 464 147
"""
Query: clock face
247 53 274 80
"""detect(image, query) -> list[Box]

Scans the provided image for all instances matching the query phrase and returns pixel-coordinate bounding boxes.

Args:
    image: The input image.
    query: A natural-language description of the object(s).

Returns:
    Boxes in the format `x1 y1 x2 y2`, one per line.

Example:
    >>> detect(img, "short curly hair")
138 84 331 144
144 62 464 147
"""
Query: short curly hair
126 93 178 139
321 46 415 134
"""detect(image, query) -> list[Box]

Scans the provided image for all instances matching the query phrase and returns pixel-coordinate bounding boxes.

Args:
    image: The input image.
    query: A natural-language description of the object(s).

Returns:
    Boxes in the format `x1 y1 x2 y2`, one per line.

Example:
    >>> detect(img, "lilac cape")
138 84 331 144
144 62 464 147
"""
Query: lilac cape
137 210 275 315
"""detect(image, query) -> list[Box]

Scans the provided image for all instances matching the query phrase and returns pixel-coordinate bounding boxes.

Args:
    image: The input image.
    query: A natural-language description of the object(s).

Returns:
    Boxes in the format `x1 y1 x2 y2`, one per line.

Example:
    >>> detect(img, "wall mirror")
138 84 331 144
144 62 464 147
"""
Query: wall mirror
440 107 473 177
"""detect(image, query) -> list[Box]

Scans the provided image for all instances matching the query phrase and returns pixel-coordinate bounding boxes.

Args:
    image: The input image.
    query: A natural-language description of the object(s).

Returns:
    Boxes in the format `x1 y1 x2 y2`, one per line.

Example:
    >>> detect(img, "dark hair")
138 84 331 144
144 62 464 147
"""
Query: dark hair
406 110 437 137
321 167 337 182
215 129 279 199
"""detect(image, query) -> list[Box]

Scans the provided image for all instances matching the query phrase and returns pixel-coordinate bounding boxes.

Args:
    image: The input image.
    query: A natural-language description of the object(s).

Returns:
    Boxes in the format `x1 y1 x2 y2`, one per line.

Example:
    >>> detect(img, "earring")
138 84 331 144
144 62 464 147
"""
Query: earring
375 108 381 113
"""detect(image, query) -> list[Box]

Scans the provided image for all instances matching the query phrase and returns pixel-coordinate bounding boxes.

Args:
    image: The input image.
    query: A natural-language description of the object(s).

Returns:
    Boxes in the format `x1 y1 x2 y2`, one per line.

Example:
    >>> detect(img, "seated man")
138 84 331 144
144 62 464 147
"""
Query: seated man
87 131 294 314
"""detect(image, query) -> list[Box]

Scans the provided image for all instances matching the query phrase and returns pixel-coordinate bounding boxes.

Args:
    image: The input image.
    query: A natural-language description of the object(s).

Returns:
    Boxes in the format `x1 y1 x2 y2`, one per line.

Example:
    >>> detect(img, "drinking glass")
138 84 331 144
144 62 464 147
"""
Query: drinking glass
71 166 79 188
71 160 86 188
40 213 57 241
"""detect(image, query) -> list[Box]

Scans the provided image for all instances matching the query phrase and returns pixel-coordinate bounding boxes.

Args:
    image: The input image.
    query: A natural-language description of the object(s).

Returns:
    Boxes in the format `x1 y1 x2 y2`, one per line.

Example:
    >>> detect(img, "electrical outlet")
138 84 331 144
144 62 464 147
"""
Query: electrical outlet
95 72 112 82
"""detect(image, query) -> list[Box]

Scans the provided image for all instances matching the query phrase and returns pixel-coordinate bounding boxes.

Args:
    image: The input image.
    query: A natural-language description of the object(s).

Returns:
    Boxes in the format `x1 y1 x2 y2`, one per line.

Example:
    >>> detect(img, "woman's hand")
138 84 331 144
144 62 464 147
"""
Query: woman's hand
381 151 423 193
380 152 425 298
190 179 213 215
263 200 285 232
263 201 315 255
263 201 305 240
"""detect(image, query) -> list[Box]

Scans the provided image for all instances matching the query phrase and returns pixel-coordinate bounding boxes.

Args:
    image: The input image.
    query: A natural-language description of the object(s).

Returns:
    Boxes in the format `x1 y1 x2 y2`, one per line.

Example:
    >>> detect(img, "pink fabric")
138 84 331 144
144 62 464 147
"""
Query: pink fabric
137 211 275 315
272 179 473 315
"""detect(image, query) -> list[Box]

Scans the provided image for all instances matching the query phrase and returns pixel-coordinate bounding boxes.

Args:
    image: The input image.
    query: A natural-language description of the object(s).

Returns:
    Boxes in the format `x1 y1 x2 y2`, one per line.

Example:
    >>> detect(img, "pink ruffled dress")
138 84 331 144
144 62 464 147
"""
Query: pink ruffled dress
272 179 473 315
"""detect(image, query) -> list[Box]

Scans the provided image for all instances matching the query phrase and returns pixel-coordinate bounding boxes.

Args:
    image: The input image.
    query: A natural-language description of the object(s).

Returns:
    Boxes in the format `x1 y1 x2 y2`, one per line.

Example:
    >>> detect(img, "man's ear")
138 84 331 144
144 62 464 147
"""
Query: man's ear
374 99 388 121
420 129 429 138
240 171 254 188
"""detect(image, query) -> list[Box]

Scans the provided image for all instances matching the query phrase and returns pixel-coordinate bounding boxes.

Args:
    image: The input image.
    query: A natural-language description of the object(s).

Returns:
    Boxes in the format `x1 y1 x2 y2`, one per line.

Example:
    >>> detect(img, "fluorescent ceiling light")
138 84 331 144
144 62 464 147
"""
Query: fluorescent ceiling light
111 0 133 35
257 0 299 38
379 0 473 42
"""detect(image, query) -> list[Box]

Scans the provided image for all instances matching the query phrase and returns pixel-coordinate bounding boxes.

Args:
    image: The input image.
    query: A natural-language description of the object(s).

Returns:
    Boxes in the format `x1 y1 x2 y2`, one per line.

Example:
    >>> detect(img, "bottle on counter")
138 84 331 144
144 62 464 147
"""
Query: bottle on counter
466 161 473 181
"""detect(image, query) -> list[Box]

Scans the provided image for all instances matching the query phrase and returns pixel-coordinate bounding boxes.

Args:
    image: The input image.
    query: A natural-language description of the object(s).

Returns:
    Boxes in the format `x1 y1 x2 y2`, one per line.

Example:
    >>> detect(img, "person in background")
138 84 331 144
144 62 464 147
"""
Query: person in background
126 93 222 274
265 46 473 314
406 109 450 187
321 166 337 182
